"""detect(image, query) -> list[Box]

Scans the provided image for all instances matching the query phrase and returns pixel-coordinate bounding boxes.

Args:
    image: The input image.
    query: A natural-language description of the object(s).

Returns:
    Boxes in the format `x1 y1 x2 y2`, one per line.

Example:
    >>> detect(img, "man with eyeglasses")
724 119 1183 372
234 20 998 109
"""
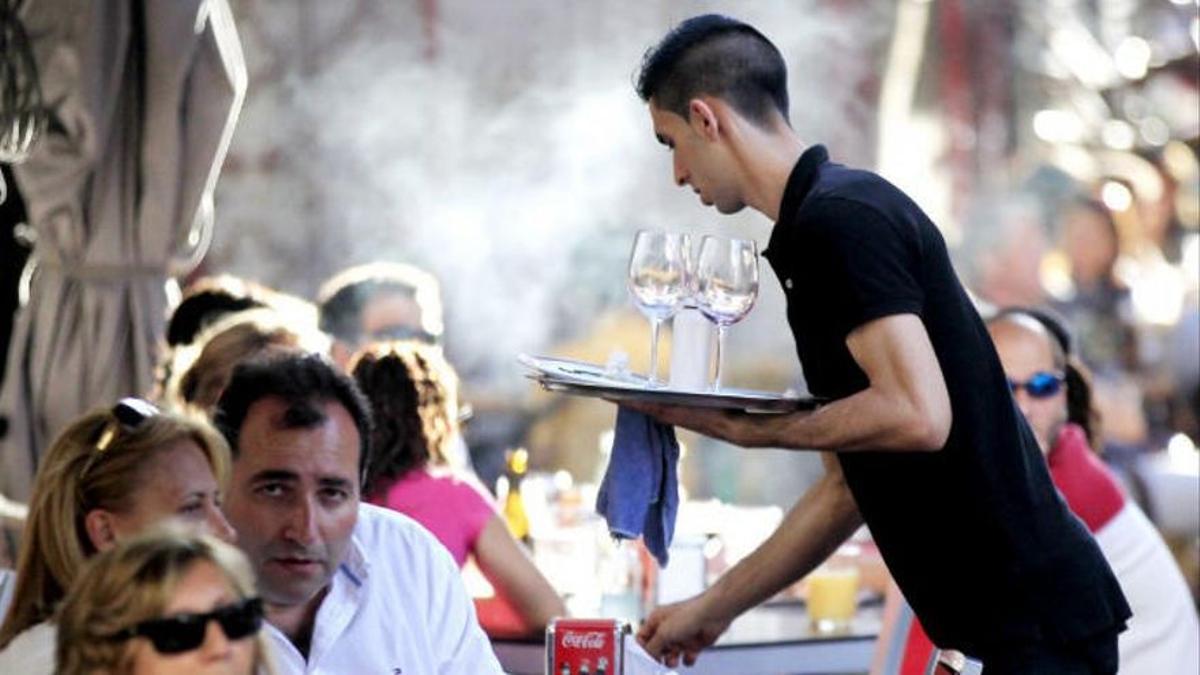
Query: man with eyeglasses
316 262 445 371
213 353 502 674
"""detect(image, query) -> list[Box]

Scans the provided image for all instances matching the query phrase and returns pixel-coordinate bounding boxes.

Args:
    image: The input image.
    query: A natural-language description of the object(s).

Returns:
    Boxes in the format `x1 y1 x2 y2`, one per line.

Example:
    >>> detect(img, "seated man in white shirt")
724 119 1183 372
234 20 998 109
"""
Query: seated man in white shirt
213 353 503 673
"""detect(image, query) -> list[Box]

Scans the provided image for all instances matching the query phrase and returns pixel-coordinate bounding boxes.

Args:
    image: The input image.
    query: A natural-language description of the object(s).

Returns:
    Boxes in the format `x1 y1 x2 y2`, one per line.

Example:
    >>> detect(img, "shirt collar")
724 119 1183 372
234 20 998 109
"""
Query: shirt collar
765 144 829 260
340 515 370 587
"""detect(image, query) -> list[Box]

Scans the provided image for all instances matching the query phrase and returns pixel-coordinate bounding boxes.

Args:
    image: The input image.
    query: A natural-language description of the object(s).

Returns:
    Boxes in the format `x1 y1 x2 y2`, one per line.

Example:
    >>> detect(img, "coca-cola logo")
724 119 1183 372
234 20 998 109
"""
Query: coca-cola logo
561 631 606 649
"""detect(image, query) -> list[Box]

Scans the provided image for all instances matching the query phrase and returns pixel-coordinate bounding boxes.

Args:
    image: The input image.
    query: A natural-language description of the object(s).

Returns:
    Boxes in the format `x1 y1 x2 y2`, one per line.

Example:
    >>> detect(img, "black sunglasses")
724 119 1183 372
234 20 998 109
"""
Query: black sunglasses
113 597 263 655
83 398 161 476
1007 371 1064 399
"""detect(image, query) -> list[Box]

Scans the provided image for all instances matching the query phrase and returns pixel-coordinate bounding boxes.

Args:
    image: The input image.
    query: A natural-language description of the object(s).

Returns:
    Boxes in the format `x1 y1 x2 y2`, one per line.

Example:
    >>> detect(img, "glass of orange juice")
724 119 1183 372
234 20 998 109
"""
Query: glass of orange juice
805 564 860 633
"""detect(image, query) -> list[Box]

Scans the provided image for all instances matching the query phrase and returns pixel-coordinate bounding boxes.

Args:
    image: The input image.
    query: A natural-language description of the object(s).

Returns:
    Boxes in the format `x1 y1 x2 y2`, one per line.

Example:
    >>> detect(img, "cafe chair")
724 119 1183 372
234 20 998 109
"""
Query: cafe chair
870 583 935 675
926 649 983 675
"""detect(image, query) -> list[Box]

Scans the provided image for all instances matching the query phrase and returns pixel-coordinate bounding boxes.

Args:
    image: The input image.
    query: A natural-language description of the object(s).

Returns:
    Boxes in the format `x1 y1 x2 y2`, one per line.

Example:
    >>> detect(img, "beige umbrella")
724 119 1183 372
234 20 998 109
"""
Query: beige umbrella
0 0 246 500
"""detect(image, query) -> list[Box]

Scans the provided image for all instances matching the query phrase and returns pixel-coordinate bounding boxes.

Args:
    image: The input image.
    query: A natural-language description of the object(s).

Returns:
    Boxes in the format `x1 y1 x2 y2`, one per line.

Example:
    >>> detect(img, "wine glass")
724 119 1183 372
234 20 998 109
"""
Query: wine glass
627 230 689 385
695 235 759 391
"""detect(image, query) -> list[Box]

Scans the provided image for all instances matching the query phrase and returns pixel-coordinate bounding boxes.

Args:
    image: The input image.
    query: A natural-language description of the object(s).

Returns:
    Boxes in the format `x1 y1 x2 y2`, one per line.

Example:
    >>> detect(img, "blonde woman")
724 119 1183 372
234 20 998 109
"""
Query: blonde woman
0 399 235 673
56 528 273 674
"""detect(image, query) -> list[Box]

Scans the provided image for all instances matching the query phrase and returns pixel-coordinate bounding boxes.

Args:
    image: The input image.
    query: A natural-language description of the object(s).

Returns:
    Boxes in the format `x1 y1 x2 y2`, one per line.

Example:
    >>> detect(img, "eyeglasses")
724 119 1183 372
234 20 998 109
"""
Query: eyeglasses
1007 371 1064 399
112 597 263 655
365 324 440 346
82 398 160 478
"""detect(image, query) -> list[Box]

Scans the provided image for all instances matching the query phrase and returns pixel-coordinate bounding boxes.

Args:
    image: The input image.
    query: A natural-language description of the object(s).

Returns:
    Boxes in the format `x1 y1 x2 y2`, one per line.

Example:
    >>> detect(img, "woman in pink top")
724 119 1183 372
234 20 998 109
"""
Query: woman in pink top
350 341 565 636
987 308 1199 674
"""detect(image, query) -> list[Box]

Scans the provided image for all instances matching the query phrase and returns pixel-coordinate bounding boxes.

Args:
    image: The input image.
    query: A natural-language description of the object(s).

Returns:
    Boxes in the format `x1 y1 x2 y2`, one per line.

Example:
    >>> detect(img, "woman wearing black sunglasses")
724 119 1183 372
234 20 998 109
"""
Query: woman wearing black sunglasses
0 401 236 673
987 308 1199 673
56 528 273 674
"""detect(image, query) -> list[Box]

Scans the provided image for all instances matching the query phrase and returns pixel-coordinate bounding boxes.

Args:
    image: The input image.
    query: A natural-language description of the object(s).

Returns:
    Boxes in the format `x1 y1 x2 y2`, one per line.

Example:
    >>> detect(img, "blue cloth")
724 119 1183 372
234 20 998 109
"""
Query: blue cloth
595 406 679 566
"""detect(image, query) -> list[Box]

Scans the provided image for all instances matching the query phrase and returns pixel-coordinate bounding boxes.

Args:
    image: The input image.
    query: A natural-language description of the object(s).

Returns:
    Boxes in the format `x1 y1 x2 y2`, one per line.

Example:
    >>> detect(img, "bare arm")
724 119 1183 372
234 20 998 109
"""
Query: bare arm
630 313 952 453
472 515 565 632
639 454 863 666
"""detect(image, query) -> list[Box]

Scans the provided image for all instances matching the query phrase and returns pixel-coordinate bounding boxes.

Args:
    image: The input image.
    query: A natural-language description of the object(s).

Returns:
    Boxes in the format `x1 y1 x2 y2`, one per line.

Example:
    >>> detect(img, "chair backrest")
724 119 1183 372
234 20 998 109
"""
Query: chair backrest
870 583 936 675
926 649 984 675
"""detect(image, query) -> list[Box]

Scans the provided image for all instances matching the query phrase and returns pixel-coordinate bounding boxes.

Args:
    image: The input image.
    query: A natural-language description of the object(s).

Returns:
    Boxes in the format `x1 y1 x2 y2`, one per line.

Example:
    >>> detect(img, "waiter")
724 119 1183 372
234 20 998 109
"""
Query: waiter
629 14 1130 675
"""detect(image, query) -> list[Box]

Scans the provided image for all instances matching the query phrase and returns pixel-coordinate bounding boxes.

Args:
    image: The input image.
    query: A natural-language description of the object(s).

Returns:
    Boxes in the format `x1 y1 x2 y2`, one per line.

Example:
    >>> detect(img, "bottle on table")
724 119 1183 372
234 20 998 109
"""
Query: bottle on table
500 448 533 547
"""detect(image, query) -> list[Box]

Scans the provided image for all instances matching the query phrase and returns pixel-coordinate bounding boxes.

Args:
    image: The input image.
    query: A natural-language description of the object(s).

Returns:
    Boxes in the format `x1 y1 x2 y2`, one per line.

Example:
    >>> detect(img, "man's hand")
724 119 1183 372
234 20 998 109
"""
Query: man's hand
636 592 732 668
619 400 807 448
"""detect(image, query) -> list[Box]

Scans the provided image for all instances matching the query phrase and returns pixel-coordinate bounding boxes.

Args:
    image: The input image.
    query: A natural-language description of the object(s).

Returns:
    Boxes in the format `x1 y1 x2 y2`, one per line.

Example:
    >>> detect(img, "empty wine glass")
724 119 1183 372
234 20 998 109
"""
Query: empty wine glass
695 235 759 391
628 230 689 385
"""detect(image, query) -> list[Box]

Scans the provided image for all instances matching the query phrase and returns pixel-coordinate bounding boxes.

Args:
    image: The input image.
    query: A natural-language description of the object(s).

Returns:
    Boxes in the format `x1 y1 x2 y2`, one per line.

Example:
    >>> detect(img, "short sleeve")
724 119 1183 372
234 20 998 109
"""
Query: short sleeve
806 197 924 338
455 477 499 549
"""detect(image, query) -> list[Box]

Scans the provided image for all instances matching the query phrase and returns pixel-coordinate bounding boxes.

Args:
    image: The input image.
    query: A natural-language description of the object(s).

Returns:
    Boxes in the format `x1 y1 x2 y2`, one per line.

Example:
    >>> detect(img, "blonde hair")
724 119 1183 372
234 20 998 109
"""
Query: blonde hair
0 407 231 648
165 307 326 415
55 527 273 675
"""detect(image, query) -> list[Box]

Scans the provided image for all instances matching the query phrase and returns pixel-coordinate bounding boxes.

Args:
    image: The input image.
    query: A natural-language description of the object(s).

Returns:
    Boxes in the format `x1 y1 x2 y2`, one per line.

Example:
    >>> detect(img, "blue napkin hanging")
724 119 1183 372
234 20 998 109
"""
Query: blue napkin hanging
595 406 680 566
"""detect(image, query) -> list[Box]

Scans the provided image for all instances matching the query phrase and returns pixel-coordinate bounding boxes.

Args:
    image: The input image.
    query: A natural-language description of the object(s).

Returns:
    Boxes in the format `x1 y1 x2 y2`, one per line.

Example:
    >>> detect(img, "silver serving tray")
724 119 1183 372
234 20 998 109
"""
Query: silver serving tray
519 354 823 413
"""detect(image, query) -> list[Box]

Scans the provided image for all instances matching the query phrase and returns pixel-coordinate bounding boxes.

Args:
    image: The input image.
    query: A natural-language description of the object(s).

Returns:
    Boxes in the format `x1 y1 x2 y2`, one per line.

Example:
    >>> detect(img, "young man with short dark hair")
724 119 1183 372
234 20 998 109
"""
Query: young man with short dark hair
629 15 1130 674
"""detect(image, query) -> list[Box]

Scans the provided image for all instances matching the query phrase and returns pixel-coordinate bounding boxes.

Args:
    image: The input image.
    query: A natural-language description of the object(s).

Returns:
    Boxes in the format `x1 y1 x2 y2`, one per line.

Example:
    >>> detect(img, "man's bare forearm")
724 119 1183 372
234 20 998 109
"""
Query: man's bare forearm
704 458 863 621
745 383 947 452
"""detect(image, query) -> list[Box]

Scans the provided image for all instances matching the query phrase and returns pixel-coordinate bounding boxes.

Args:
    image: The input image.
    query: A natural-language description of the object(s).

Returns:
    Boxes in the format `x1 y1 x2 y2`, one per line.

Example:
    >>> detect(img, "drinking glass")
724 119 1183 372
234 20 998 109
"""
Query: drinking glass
627 230 689 385
695 236 759 391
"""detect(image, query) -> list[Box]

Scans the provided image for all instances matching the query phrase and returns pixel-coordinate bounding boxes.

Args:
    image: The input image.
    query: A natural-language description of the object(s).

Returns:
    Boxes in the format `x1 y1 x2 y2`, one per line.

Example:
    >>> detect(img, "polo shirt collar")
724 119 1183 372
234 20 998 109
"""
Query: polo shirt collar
765 144 829 259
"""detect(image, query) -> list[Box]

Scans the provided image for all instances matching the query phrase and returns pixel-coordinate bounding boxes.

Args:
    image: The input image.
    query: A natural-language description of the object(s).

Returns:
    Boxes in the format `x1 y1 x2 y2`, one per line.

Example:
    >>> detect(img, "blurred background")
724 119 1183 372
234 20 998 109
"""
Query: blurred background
2 0 1198 600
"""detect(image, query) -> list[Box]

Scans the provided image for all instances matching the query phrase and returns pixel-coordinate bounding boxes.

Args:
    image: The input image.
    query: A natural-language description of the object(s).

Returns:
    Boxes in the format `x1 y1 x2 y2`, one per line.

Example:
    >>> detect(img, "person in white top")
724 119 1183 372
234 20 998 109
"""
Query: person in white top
213 353 502 673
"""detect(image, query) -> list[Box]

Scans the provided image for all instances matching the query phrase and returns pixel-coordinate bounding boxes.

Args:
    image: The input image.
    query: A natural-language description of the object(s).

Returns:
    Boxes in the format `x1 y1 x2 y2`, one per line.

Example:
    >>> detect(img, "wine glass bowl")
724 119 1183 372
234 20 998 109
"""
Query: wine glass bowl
697 277 757 326
695 236 759 390
628 266 687 320
627 231 689 385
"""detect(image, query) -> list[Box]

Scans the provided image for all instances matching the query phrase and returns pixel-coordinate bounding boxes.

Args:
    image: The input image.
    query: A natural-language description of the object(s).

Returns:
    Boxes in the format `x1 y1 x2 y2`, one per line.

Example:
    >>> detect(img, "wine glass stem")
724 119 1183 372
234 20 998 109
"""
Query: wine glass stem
713 324 728 391
649 318 662 385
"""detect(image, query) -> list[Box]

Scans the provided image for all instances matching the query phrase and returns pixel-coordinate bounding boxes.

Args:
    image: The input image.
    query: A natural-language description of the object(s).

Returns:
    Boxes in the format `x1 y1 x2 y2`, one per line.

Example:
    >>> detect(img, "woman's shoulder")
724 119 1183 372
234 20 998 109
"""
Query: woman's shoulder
0 621 56 672
430 469 497 510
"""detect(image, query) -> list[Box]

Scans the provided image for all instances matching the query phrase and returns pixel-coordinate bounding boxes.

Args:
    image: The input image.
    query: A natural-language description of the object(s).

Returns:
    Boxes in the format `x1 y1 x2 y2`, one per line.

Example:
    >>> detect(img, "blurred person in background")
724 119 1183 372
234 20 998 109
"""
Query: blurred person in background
317 261 477 473
351 341 564 637
162 308 325 416
957 192 1052 312
56 528 272 675
1051 196 1151 454
213 353 502 673
1054 197 1138 376
316 262 444 371
627 14 1129 673
986 308 1199 673
154 275 317 402
0 401 235 673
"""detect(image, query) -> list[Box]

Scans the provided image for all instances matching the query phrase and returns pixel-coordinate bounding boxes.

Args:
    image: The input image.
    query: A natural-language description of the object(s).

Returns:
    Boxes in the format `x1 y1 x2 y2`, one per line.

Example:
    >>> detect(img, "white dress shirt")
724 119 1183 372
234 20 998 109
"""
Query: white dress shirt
264 503 503 674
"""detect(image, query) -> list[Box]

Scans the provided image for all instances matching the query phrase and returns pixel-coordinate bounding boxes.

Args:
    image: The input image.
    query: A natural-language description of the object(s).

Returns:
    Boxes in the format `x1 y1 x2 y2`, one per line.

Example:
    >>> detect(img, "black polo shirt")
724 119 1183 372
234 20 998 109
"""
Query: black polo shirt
763 145 1130 655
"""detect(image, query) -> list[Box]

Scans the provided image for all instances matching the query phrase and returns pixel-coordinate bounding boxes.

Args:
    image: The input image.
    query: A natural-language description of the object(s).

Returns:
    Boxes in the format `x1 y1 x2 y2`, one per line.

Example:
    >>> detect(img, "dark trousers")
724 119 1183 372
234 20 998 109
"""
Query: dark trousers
977 631 1120 675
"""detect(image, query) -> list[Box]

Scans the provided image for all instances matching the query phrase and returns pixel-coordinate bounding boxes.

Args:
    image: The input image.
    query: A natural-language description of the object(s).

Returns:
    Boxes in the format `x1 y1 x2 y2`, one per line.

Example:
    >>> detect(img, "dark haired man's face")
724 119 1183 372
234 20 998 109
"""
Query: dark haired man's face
223 397 360 611
649 100 745 214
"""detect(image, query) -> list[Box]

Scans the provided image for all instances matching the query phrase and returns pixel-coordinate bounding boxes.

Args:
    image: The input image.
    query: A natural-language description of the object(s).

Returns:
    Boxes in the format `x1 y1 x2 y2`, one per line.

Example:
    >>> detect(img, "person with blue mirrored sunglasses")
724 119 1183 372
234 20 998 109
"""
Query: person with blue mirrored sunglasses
988 308 1199 673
